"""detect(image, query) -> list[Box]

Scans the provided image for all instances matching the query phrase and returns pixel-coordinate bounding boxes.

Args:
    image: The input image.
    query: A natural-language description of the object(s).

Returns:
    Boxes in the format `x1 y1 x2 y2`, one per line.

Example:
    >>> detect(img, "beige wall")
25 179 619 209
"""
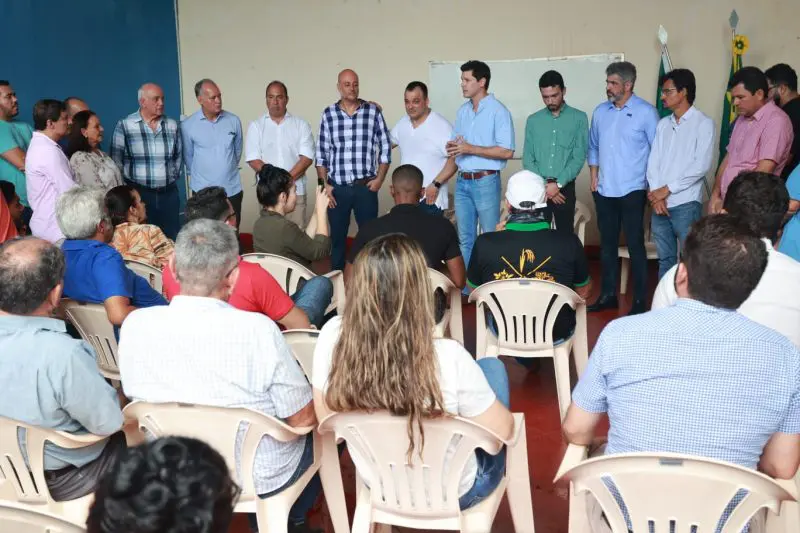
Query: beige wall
177 0 800 243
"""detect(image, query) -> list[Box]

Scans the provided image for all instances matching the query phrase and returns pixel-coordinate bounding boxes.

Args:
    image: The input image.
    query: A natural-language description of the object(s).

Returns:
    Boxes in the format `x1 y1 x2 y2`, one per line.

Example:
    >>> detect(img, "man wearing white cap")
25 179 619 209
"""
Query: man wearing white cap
467 170 592 345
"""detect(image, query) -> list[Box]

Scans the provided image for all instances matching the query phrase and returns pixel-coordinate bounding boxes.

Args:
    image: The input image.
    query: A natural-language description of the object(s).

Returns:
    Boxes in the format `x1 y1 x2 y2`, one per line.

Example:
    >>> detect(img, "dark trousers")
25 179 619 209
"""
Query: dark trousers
46 431 127 501
593 190 648 300
328 182 378 270
131 182 180 240
542 181 576 233
228 191 244 230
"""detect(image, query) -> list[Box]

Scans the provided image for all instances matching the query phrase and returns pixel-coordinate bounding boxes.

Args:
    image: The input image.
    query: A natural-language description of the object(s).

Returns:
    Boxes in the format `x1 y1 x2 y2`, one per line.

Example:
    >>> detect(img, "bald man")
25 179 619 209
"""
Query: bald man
316 69 391 270
58 97 89 151
110 83 182 239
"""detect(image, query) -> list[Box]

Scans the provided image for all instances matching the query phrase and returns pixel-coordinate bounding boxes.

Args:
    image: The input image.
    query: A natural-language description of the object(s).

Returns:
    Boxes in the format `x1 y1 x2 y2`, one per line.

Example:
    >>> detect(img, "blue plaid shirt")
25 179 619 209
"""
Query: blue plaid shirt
316 100 391 185
110 111 183 188
573 299 800 470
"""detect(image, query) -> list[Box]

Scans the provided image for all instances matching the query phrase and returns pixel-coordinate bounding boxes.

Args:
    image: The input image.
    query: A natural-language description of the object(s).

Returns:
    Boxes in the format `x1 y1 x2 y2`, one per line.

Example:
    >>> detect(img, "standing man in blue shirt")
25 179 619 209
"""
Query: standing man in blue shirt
447 60 515 270
588 62 659 315
181 79 243 228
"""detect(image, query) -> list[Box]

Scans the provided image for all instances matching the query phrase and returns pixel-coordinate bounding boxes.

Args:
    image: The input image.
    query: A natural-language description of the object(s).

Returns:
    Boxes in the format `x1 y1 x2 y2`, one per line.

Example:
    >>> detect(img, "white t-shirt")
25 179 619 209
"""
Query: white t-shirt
390 111 454 209
651 239 800 348
245 112 315 195
311 317 496 496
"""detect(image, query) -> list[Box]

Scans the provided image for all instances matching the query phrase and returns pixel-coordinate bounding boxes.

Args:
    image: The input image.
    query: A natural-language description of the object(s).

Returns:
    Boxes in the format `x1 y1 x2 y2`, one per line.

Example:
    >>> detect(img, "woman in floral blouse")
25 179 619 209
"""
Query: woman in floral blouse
106 185 174 269
65 110 123 189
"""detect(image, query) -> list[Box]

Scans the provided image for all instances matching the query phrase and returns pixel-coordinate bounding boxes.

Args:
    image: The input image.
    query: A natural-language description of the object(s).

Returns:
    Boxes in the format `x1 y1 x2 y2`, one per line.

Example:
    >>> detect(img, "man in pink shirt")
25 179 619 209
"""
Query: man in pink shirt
710 67 793 213
25 99 75 243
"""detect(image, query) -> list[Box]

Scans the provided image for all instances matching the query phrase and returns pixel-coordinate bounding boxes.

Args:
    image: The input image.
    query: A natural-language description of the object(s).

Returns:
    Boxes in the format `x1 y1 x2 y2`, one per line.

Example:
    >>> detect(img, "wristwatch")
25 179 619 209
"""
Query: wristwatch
433 181 442 189
546 178 561 189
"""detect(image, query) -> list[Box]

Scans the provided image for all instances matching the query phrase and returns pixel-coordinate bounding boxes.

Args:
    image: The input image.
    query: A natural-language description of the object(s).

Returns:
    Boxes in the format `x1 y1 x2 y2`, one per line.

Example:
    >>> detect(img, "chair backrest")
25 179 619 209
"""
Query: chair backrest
122 401 309 499
0 416 106 508
124 259 163 294
61 300 119 381
574 201 591 246
241 253 313 295
427 268 456 338
557 452 797 533
468 279 582 351
0 501 85 533
318 411 503 520
282 329 319 378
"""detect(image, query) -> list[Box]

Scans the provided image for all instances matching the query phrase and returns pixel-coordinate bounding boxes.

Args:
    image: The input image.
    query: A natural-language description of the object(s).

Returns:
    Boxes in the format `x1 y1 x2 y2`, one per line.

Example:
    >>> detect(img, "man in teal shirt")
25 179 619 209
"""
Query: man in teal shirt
522 71 588 234
0 81 33 215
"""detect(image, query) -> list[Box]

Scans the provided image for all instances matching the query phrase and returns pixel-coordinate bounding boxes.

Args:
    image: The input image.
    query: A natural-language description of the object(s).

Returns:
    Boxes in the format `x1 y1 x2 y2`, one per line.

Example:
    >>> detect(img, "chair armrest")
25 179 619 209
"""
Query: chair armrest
554 443 589 482
322 269 346 311
48 431 109 447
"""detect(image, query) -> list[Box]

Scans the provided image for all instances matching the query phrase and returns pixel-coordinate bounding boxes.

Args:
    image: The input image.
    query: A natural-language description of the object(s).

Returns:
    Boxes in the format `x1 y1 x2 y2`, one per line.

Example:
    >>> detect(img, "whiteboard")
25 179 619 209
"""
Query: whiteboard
428 53 624 158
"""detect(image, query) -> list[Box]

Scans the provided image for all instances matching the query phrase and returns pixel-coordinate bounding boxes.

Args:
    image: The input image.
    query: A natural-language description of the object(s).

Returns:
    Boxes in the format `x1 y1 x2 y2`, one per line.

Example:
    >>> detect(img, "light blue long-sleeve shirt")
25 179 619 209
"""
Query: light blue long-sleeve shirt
588 94 659 197
453 94 515 172
181 110 243 196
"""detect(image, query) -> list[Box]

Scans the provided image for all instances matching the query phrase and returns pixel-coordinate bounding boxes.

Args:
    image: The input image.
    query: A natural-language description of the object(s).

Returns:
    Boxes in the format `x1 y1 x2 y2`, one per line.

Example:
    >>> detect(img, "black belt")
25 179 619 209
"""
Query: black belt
45 464 76 481
129 181 177 192
328 177 374 187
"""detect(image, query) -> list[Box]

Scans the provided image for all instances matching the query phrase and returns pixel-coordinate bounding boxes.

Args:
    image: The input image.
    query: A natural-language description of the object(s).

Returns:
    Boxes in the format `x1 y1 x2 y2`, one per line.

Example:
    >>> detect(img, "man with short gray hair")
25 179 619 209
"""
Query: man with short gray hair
0 237 126 502
120 219 321 533
587 61 659 315
110 82 182 239
181 79 244 227
57 186 165 329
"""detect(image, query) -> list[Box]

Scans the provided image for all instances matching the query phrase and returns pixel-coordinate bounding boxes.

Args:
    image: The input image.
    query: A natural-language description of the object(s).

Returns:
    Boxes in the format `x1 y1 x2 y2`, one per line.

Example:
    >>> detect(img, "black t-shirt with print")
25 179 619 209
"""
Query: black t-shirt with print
467 221 590 340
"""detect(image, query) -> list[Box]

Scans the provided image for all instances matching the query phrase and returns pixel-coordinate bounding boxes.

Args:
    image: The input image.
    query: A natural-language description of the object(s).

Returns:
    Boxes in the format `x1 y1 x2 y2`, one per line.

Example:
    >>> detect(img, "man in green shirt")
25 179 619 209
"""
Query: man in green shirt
522 71 588 234
0 81 34 214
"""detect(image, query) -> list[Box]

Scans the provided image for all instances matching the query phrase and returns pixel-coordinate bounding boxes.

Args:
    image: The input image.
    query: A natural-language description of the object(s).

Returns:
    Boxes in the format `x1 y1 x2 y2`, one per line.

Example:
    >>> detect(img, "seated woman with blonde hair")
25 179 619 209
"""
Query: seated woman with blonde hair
311 233 514 509
106 185 174 269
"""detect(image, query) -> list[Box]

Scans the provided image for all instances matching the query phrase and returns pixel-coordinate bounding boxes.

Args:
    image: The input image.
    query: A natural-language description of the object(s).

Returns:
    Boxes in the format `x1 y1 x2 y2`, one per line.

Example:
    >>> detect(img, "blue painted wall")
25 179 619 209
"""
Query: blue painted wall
1 0 185 203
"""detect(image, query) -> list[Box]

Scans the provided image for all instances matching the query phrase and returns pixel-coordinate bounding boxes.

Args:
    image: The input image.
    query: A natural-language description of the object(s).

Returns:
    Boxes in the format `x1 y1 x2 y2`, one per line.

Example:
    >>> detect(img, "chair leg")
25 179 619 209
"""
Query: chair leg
619 257 629 295
506 420 536 533
352 486 373 533
567 484 592 533
257 498 290 533
319 433 350 533
553 350 572 422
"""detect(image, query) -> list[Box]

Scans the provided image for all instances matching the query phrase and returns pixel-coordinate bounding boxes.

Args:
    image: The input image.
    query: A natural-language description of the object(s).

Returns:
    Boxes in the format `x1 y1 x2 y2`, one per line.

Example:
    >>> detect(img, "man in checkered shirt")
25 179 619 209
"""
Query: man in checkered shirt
563 214 800 530
315 69 391 270
110 83 183 240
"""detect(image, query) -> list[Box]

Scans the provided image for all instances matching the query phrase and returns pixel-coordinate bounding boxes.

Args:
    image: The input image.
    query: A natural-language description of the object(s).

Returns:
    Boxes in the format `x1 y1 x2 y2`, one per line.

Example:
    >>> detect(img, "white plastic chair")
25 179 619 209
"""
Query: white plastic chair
122 401 349 533
618 206 659 295
428 268 465 344
241 253 345 315
554 444 798 533
574 201 591 247
61 299 119 382
468 279 588 422
282 329 319 379
317 411 534 533
0 501 86 532
124 259 163 295
0 416 109 526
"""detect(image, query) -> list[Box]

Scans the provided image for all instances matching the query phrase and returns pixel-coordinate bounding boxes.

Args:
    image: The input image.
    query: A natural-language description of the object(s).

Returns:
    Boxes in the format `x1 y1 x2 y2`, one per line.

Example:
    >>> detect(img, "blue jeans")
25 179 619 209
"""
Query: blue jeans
292 276 333 328
458 358 510 509
651 201 702 279
131 182 180 240
328 182 378 270
455 173 501 269
249 434 320 531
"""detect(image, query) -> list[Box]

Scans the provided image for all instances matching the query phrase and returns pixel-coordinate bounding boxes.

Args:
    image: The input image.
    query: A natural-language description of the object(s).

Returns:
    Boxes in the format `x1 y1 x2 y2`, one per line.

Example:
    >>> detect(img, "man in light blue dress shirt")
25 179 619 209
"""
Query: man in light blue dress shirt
447 60 515 271
588 62 659 315
181 79 244 228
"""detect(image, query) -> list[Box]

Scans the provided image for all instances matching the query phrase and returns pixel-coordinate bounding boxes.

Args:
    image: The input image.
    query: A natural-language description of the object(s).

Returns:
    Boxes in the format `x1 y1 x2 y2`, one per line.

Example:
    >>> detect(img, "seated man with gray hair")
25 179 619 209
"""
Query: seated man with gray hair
57 186 166 329
0 237 126 501
119 219 321 533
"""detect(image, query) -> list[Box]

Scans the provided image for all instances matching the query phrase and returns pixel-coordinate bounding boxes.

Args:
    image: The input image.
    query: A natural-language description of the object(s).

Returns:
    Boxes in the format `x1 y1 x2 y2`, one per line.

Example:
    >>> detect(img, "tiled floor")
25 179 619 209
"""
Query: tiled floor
228 259 658 533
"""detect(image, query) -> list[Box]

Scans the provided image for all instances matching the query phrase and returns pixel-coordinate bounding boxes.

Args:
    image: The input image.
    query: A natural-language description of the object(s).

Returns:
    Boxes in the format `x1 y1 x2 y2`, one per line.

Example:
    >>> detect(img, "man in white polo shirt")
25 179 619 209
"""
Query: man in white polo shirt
390 81 457 210
246 81 315 228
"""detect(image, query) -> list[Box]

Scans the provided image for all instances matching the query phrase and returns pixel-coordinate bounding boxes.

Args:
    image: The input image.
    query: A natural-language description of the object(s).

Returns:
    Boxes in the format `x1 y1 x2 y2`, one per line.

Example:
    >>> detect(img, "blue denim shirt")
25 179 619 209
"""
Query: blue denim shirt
181 110 243 196
453 94 515 172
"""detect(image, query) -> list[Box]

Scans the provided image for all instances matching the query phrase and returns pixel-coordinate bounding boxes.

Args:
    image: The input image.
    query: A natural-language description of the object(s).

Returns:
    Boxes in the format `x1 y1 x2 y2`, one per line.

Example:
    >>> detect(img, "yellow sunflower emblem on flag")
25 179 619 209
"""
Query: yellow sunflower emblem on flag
733 35 749 56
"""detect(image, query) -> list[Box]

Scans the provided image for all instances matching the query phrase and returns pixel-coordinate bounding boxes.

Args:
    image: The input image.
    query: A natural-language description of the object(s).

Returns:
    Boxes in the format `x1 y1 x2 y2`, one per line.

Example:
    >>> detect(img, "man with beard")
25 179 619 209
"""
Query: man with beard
522 70 588 233
765 63 800 179
587 61 659 315
0 81 33 222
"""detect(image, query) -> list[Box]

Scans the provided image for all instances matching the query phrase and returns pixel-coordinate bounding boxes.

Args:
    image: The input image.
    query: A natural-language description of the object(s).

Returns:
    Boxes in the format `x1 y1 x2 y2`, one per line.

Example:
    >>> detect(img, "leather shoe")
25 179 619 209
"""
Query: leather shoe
587 294 618 312
628 300 647 316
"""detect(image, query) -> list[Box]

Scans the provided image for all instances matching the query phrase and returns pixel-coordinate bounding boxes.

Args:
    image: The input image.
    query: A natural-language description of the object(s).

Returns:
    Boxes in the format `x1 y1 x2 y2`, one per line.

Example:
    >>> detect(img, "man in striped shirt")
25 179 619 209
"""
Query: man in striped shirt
110 83 182 240
315 69 391 270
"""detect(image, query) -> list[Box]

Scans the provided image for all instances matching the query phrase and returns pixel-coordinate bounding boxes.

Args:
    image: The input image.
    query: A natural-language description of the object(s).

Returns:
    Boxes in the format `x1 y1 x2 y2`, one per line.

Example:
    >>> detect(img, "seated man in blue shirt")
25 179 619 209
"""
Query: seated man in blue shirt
55 186 166 328
563 215 800 530
0 237 126 501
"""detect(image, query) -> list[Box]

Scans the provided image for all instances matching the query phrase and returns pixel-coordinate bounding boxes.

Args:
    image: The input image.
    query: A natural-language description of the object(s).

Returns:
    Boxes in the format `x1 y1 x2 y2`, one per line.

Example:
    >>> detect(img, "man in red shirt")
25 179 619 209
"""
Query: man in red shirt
162 187 310 329
0 192 17 244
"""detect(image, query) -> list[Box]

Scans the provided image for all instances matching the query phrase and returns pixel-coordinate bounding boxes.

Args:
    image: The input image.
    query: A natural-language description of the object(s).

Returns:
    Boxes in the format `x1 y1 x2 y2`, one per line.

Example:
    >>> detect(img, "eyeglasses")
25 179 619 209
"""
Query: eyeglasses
660 88 678 96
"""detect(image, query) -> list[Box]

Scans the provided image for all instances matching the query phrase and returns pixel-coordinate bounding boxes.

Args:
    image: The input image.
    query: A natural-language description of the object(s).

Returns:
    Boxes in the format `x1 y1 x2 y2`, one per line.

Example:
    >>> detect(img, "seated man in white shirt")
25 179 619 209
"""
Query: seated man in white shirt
652 170 800 348
119 219 320 533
